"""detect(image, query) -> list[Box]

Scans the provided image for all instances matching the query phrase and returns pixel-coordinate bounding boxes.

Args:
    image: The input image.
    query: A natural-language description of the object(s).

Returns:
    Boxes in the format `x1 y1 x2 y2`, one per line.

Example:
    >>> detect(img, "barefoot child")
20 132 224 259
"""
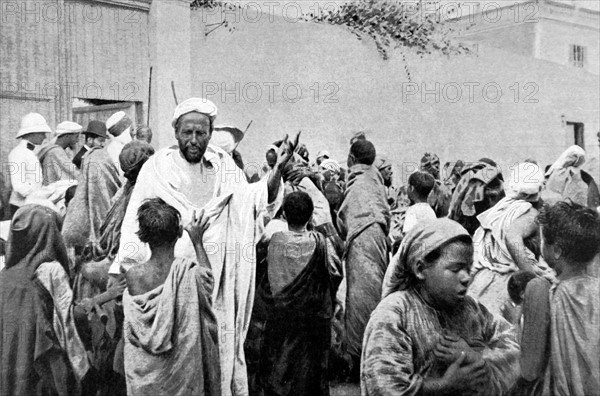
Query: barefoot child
537 201 600 395
123 198 220 396
258 191 342 396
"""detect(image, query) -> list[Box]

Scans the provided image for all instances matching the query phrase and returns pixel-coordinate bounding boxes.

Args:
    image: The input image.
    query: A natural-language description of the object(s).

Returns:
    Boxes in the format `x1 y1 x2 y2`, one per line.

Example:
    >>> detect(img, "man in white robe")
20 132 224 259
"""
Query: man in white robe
111 98 297 395
106 111 134 177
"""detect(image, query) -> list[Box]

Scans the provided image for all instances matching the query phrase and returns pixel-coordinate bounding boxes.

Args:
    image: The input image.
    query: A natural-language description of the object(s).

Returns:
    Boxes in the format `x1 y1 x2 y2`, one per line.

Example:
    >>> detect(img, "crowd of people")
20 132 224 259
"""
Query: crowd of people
0 97 599 396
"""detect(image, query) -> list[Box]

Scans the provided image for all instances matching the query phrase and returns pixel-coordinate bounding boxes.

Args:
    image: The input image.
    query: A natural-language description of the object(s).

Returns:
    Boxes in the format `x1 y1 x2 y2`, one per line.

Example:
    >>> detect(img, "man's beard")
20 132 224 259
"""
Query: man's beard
180 143 205 164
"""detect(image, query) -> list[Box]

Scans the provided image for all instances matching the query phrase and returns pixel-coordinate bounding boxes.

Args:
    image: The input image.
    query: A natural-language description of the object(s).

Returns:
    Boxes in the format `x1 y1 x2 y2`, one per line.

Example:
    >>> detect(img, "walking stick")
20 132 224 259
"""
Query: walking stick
244 120 253 134
171 81 179 105
147 67 152 125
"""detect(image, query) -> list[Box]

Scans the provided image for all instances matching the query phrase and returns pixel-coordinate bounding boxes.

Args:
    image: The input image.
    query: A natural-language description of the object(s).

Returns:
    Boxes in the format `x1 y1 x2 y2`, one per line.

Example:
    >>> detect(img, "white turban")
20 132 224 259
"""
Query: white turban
56 121 82 136
211 130 237 154
545 145 586 176
506 162 543 199
172 98 218 128
319 158 341 174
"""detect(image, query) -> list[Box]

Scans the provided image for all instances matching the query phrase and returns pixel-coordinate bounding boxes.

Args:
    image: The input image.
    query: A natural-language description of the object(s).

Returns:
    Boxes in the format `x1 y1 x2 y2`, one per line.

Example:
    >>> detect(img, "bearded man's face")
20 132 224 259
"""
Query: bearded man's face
175 112 212 164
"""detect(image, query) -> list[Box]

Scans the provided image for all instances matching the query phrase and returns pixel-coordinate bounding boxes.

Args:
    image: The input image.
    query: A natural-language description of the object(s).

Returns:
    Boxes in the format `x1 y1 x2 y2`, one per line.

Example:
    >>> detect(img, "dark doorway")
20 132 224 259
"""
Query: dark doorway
566 122 585 149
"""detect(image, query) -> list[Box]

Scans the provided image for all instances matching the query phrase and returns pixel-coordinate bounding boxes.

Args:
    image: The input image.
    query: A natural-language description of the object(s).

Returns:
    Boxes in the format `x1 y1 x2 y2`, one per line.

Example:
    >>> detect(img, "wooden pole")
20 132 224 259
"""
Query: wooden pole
171 81 179 105
244 120 253 134
147 66 152 125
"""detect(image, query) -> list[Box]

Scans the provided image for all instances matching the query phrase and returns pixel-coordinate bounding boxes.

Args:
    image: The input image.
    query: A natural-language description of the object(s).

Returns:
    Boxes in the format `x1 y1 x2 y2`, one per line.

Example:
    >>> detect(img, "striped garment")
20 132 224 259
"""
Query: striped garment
361 288 520 396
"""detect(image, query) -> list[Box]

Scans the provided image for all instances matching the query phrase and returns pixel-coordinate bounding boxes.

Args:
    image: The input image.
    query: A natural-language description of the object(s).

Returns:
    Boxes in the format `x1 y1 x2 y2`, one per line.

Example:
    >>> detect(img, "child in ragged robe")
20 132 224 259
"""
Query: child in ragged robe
362 218 520 396
123 199 220 396
258 191 343 396
535 201 599 395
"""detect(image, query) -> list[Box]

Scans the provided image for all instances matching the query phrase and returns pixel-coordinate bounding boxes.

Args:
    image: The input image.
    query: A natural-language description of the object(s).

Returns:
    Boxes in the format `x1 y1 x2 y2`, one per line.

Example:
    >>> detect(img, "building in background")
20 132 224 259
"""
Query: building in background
0 0 195 167
443 0 599 75
1 0 599 185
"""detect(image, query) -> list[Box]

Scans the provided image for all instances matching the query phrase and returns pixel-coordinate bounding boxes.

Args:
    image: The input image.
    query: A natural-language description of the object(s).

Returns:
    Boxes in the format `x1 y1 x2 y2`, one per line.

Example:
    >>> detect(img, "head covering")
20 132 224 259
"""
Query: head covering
84 120 108 139
350 131 367 146
214 125 244 143
319 158 341 174
506 162 543 199
450 160 464 177
106 111 133 137
546 145 586 176
135 126 153 143
119 140 155 183
420 152 440 178
479 157 497 167
542 146 589 206
56 121 82 136
447 162 505 235
0 205 73 395
5 204 70 274
382 218 471 298
211 125 243 154
374 156 392 170
316 150 330 160
16 113 52 138
172 97 218 128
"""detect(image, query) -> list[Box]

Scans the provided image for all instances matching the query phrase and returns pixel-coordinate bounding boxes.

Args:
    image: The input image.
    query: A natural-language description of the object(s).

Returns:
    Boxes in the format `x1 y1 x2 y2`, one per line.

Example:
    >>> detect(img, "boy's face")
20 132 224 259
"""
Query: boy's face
380 166 393 187
417 241 473 309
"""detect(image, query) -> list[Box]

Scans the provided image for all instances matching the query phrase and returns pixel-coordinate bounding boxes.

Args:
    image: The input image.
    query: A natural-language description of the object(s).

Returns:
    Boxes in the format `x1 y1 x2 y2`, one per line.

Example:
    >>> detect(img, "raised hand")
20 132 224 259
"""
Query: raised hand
185 209 210 244
276 131 302 170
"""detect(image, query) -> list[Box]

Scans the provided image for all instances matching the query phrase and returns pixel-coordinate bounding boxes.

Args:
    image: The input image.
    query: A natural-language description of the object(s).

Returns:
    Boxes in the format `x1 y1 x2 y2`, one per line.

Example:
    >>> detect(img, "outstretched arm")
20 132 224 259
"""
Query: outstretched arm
185 209 211 270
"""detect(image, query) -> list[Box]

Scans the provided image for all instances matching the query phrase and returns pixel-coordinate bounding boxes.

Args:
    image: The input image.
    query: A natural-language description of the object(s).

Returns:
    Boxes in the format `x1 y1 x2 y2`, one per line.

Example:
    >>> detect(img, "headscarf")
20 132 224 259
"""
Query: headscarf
350 131 366 146
505 162 543 199
443 160 464 183
210 130 237 154
5 204 70 274
449 161 504 218
319 158 341 174
119 140 155 183
382 218 470 298
420 153 440 180
0 204 75 395
374 156 392 171
545 145 585 176
543 146 589 206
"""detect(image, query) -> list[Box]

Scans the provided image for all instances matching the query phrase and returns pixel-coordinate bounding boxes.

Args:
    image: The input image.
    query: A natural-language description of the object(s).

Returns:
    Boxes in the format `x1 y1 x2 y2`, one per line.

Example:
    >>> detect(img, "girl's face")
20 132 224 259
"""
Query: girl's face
417 241 473 309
